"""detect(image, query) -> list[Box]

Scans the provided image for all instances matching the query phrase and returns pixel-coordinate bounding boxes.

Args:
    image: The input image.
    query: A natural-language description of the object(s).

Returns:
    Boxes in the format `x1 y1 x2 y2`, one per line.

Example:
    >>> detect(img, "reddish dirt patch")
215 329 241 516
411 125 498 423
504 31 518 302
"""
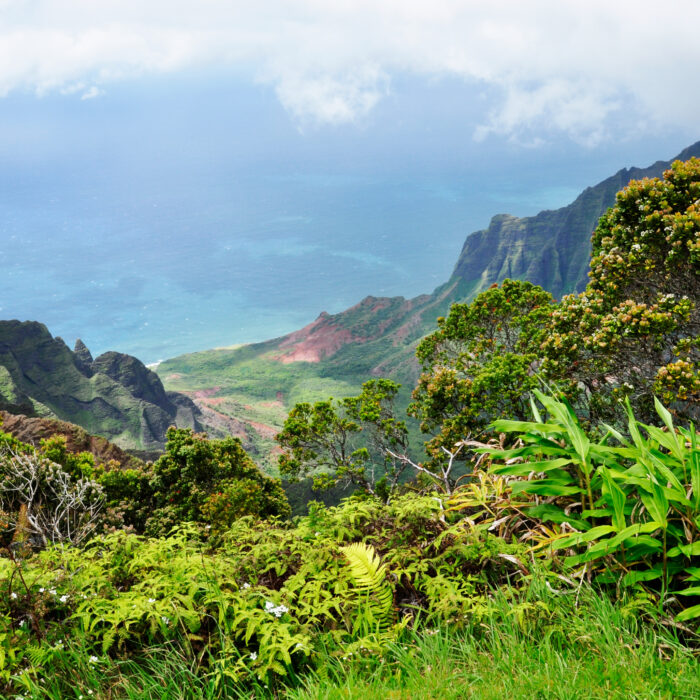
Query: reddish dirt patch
203 397 227 406
259 400 284 409
248 420 278 440
192 387 221 399
165 373 184 380
272 314 365 364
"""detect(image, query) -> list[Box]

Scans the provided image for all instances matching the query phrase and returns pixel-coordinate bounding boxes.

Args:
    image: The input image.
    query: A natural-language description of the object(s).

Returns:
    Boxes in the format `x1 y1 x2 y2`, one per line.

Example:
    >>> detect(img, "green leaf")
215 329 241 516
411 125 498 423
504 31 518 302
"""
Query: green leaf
622 569 662 586
489 419 562 435
601 467 626 533
509 480 582 496
492 458 575 476
525 504 589 530
667 541 700 558
555 525 616 550
674 587 700 597
676 605 700 622
653 397 683 459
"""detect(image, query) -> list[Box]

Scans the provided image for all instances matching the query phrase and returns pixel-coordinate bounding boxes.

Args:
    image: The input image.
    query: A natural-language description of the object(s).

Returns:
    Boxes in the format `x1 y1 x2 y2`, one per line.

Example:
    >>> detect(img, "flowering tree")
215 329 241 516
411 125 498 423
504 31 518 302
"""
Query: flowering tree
541 158 700 422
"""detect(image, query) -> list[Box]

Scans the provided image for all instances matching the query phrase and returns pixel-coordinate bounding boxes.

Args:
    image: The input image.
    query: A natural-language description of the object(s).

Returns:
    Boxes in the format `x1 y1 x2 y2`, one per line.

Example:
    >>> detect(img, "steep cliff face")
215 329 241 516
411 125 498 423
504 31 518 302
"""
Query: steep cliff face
0 321 202 451
448 142 700 301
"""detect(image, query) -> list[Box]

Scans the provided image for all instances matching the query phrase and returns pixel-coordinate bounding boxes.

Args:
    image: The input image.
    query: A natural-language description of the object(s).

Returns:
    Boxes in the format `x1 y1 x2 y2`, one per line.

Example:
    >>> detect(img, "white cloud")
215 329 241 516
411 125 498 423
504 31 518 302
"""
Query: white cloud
0 1 698 142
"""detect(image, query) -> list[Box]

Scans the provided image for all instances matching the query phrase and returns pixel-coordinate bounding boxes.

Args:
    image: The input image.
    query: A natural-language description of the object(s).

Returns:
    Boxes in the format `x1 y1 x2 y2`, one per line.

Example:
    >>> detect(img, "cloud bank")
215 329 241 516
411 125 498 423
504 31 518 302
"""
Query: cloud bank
1 0 698 142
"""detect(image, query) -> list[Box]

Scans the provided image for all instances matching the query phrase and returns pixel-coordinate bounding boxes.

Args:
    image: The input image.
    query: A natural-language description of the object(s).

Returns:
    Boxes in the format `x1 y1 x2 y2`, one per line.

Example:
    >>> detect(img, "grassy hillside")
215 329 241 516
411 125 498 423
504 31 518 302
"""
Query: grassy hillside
159 140 700 472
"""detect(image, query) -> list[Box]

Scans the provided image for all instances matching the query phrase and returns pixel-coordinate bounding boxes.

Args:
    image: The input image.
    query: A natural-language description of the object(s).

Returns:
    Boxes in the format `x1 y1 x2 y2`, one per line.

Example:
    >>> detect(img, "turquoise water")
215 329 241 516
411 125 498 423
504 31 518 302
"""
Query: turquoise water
0 163 594 364
0 76 690 363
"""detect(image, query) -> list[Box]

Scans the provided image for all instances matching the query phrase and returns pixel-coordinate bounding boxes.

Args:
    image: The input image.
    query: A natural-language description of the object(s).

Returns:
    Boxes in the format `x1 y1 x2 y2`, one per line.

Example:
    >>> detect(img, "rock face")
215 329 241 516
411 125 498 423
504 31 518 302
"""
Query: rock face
0 321 203 451
0 410 144 469
447 141 700 302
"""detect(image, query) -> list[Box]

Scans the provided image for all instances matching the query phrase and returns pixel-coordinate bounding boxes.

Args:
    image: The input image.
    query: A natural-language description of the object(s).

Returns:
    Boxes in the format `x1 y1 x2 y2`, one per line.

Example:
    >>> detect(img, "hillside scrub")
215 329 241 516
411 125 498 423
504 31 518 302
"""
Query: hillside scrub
1 487 699 698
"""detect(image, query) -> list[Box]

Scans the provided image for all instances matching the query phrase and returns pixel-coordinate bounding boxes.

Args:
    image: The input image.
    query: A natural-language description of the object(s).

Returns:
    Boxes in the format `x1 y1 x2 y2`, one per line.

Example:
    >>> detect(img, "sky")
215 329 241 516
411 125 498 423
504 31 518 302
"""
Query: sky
1 1 698 142
0 1 698 361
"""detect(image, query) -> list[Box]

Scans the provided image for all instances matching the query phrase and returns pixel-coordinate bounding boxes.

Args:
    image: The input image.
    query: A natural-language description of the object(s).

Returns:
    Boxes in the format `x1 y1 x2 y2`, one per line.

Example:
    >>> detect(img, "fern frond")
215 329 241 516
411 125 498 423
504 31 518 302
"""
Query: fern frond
341 542 386 591
341 542 393 626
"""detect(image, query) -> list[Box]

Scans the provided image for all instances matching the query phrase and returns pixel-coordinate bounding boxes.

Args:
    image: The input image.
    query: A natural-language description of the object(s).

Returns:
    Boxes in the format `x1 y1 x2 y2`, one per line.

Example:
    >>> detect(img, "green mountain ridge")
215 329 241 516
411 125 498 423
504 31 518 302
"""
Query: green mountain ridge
158 140 700 470
0 320 203 451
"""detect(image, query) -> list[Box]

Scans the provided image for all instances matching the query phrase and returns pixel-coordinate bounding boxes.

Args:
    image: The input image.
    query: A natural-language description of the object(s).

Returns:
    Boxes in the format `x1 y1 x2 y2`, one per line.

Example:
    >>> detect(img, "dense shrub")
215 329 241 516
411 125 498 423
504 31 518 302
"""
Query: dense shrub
145 427 290 536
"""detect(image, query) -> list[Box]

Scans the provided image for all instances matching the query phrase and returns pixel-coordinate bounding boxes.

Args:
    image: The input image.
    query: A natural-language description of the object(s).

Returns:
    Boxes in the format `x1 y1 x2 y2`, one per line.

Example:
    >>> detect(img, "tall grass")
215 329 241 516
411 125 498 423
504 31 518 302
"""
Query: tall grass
16 579 699 700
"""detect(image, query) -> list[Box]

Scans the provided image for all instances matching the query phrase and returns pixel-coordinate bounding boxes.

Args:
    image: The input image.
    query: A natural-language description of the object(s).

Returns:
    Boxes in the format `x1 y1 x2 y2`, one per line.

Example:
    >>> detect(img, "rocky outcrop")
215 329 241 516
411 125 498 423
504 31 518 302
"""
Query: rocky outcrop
0 410 144 468
448 141 700 301
0 321 203 451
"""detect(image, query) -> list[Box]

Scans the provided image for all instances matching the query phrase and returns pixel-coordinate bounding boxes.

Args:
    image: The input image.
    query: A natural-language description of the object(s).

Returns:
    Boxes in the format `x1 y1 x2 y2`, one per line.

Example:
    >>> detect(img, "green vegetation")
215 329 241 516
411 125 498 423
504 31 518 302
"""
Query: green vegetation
0 324 202 451
276 379 410 500
1 158 699 697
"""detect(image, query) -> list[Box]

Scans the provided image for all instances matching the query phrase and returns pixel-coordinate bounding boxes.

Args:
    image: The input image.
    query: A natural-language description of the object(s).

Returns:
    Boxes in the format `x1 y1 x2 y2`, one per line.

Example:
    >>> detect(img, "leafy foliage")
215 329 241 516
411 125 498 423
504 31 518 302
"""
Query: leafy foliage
541 158 700 422
409 280 554 463
277 379 410 500
464 391 700 621
0 492 532 695
145 427 291 536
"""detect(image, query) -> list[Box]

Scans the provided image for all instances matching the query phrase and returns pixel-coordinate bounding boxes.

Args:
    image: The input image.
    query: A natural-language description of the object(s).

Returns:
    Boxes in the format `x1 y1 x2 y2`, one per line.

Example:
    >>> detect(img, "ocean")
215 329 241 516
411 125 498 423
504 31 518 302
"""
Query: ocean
0 76 690 364
1 159 590 364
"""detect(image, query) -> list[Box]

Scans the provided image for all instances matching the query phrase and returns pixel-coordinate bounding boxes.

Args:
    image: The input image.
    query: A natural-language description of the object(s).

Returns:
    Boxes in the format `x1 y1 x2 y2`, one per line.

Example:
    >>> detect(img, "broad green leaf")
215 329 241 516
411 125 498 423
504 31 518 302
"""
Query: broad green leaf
492 458 575 476
601 467 626 533
601 422 628 446
555 525 616 550
581 508 613 518
588 521 662 555
638 463 669 527
529 394 543 424
489 419 562 435
676 604 700 622
644 425 684 463
622 569 663 586
667 541 700 558
509 480 582 497
653 397 683 459
674 586 700 597
524 504 589 531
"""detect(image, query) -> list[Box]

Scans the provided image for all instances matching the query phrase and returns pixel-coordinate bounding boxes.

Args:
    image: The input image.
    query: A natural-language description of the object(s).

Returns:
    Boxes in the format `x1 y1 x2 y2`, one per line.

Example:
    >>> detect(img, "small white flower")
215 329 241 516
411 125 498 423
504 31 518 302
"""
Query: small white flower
60 594 69 603
39 588 45 593
242 583 250 589
315 532 320 537
88 655 99 664
19 620 26 627
249 652 257 661
10 592 17 599
148 598 156 603
49 589 57 596
264 601 276 611
161 616 171 625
